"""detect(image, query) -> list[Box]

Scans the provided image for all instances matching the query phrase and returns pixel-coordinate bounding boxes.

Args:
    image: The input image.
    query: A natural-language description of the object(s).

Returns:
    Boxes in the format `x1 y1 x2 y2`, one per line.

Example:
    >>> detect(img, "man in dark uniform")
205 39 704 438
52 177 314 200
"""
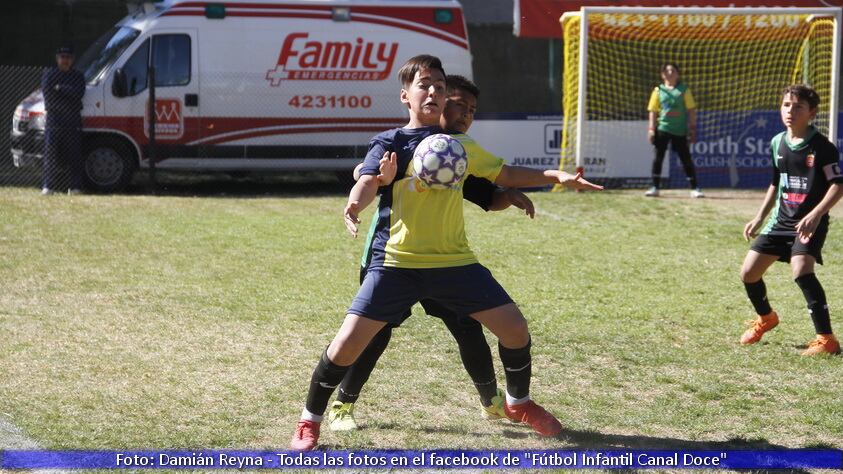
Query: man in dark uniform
41 46 85 195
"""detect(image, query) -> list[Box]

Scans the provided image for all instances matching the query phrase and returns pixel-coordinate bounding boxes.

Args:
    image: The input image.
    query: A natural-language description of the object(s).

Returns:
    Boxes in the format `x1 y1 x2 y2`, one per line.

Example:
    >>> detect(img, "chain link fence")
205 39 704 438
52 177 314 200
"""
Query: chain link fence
1 66 44 188
0 62 378 195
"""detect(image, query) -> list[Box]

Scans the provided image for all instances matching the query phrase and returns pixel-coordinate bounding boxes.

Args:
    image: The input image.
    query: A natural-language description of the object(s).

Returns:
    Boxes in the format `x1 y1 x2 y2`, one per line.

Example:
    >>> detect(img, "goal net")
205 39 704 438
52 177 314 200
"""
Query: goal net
556 7 841 190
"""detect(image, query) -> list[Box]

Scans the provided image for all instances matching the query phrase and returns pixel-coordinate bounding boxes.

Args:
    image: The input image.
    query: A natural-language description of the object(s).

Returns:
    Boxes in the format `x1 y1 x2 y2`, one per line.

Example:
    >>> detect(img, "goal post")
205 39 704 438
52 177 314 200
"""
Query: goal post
555 7 841 190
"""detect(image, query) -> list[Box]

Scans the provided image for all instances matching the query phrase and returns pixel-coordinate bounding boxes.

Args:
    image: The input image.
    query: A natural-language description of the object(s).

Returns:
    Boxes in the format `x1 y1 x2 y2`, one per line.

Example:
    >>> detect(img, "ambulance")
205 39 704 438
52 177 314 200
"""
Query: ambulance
11 0 472 191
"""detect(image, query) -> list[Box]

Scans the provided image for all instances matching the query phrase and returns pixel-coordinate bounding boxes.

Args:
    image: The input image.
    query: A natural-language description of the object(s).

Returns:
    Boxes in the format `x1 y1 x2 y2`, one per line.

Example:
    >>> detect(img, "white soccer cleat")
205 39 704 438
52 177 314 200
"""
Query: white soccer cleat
690 188 705 198
644 187 659 197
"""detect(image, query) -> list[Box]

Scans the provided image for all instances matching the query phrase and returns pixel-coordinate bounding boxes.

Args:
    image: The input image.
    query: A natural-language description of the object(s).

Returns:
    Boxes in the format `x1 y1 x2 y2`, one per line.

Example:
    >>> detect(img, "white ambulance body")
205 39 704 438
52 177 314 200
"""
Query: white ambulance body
11 0 472 190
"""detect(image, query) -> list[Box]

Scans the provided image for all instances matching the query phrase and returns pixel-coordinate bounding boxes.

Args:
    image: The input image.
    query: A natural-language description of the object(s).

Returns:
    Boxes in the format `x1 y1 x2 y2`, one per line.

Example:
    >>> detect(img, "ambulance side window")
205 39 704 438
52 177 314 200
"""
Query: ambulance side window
122 39 150 96
153 34 191 87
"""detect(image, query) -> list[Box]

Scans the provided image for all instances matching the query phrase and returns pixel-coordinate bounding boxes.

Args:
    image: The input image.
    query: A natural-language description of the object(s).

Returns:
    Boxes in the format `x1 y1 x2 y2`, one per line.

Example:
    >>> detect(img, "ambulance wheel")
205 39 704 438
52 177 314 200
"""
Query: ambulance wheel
83 139 136 192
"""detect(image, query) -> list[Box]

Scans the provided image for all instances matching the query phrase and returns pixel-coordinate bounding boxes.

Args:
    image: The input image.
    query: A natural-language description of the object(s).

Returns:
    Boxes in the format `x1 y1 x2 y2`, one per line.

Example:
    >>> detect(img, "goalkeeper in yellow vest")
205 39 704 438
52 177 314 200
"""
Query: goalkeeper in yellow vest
646 63 704 198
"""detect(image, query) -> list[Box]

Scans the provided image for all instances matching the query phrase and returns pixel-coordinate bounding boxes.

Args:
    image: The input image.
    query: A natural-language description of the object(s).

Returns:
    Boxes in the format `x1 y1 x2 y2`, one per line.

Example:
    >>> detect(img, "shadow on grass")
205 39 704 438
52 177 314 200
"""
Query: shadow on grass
788 342 841 356
0 170 354 198
759 339 841 356
125 170 353 198
651 194 756 201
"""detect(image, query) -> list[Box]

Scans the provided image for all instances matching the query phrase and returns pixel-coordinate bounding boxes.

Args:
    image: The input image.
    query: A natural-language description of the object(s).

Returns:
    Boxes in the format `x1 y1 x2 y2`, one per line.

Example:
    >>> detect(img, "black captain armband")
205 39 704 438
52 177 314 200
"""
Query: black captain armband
462 175 496 211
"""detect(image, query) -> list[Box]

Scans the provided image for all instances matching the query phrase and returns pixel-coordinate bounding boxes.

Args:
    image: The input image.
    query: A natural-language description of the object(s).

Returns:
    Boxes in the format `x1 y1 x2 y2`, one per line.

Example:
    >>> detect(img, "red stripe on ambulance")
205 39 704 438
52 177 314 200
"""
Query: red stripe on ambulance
162 3 468 49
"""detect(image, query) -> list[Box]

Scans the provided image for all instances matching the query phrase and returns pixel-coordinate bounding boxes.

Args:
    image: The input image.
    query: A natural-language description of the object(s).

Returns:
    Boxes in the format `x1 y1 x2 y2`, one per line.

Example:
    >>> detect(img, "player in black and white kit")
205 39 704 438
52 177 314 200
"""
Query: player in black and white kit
740 84 843 355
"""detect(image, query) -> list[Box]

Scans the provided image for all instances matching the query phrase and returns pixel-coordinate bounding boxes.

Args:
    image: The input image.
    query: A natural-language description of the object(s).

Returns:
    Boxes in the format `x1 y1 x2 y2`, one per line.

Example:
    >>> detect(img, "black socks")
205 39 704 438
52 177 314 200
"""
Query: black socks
744 279 773 316
336 327 392 404
305 349 351 417
795 273 832 335
498 338 532 400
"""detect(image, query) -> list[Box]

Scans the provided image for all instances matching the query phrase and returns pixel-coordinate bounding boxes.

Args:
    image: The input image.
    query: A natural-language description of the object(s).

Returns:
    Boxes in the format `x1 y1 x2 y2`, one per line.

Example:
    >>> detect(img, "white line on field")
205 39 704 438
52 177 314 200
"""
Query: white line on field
535 207 563 221
0 415 69 474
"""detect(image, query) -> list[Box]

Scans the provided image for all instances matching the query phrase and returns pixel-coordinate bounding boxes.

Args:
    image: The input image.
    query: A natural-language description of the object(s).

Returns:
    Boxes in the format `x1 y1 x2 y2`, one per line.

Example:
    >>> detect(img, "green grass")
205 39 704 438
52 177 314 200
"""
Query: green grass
1 187 842 454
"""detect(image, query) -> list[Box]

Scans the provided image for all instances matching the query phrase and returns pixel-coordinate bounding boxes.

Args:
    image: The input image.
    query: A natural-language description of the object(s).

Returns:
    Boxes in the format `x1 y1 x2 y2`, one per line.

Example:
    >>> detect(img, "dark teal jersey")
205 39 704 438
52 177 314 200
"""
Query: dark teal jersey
762 127 843 235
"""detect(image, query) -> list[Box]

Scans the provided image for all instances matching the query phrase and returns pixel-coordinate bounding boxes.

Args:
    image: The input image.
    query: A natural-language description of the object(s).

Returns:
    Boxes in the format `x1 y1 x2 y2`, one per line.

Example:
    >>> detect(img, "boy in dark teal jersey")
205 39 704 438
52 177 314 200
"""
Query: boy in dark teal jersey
646 63 703 198
740 84 843 355
327 75 535 431
290 55 601 450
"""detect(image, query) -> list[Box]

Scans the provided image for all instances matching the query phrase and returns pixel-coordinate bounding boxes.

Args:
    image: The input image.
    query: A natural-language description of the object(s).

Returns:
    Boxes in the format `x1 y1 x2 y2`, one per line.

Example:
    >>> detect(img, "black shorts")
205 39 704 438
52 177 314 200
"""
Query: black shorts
750 223 828 264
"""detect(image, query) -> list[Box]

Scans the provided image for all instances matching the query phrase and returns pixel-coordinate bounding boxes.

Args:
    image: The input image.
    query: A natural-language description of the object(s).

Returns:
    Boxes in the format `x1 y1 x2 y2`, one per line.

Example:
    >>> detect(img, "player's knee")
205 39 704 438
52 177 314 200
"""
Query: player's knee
740 266 760 283
739 268 751 282
327 337 366 366
500 317 530 348
791 264 814 280
326 348 357 366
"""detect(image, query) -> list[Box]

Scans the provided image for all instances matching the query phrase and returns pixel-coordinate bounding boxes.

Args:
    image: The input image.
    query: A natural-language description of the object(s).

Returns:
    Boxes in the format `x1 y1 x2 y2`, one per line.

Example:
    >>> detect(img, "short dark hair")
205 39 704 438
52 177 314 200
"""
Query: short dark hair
782 84 820 110
446 75 479 99
397 54 445 88
660 63 680 74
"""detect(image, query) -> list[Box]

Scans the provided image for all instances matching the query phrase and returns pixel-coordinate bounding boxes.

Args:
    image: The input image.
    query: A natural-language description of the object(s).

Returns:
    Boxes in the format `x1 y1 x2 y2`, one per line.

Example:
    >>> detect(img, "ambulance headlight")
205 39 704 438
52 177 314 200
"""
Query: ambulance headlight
31 114 46 131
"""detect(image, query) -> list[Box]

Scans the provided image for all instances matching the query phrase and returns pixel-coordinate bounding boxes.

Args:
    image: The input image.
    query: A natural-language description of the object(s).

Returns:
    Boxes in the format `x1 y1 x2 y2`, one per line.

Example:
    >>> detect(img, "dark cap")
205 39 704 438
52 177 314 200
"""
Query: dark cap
56 46 74 56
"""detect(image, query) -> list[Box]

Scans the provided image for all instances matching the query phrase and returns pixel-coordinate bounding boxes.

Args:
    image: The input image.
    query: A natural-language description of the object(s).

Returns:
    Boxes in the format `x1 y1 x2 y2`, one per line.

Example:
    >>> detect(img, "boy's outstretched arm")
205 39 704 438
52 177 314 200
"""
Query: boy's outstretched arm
489 188 535 218
744 184 777 241
795 183 843 241
495 166 602 190
344 174 380 237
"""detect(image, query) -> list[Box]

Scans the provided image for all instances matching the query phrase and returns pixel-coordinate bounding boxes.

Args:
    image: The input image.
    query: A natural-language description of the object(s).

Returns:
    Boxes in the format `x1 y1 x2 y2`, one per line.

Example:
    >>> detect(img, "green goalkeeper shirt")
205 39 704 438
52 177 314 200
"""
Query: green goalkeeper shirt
647 82 696 136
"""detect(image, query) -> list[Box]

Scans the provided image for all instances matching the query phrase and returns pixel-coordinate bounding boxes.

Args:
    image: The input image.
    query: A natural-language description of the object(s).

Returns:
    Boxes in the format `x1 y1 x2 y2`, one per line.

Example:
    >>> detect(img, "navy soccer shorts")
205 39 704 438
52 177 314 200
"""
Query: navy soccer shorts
348 263 513 325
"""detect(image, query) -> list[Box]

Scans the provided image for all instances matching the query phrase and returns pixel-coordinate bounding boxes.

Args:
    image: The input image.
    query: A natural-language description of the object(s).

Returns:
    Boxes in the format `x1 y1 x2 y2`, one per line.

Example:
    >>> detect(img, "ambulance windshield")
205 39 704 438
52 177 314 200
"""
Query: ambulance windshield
75 26 141 83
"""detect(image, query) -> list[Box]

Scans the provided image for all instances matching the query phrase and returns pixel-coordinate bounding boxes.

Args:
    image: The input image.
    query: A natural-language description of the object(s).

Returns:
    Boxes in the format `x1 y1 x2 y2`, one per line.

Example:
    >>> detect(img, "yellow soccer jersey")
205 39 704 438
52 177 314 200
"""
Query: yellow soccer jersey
368 131 504 269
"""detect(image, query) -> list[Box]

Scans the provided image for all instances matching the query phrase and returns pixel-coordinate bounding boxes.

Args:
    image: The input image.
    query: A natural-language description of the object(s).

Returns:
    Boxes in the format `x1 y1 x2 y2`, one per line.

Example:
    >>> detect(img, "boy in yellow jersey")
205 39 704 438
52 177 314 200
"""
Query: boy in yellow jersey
290 55 601 450
739 85 843 355
327 75 534 432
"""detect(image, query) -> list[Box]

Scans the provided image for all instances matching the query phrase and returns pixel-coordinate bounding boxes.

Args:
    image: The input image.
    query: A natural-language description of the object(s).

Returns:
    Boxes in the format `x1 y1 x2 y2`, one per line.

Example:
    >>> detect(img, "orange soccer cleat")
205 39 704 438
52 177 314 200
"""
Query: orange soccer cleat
801 334 841 356
504 400 562 437
740 312 779 345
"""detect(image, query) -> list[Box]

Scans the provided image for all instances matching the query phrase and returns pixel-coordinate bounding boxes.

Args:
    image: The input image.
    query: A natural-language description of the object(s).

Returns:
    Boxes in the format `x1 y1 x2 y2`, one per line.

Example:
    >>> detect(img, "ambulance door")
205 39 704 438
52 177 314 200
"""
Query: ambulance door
108 29 200 163
146 29 200 161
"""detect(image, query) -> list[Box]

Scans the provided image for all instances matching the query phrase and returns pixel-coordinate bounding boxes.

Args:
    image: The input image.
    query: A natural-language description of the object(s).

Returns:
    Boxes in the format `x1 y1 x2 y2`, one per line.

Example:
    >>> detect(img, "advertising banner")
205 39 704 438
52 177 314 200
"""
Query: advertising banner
472 113 843 188
514 0 843 38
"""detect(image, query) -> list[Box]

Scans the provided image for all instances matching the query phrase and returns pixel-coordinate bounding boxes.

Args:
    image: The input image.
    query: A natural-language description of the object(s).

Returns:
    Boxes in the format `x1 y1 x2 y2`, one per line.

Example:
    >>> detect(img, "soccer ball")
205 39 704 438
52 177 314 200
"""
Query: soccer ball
412 134 468 189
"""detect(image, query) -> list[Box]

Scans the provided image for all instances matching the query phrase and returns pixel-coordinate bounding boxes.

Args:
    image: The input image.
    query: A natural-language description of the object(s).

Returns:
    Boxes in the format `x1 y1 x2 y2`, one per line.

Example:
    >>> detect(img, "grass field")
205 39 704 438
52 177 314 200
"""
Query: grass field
1 186 842 458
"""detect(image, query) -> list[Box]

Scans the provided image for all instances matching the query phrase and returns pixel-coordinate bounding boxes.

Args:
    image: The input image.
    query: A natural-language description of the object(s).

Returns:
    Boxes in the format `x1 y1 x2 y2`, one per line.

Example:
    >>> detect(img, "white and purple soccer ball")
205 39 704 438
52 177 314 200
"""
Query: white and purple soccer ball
412 134 468 190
